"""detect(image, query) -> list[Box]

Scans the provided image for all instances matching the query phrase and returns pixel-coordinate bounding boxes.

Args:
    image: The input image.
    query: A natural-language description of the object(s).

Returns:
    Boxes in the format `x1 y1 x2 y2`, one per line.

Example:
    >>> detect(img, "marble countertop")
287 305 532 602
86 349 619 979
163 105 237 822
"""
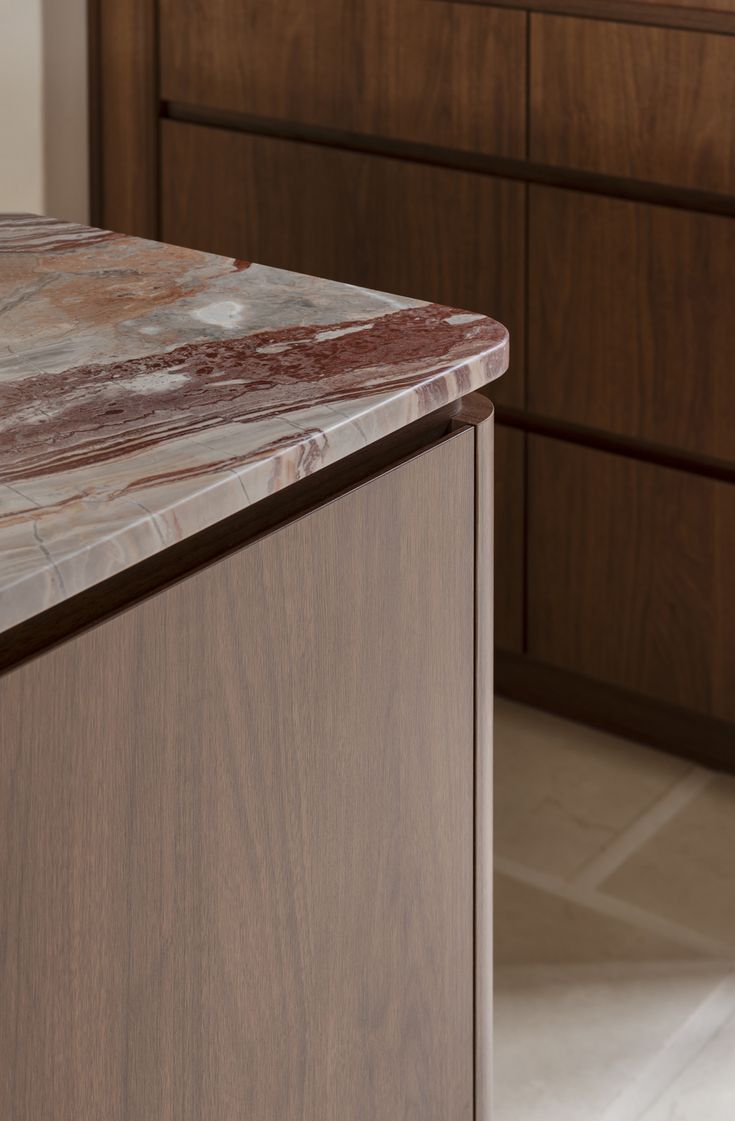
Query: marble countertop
0 213 508 634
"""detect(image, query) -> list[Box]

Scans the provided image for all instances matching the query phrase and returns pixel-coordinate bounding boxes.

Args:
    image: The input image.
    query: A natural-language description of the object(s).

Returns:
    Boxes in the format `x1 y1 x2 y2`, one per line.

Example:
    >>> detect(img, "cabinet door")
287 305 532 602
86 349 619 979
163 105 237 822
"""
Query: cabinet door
160 0 527 158
528 436 735 721
528 186 735 462
0 432 477 1120
531 14 735 195
161 120 525 408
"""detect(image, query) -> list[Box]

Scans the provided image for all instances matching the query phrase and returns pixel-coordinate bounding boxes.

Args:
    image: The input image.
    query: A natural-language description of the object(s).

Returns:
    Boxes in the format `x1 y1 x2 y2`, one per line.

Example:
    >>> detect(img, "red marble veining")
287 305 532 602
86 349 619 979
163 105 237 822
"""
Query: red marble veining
0 214 509 631
2 305 493 482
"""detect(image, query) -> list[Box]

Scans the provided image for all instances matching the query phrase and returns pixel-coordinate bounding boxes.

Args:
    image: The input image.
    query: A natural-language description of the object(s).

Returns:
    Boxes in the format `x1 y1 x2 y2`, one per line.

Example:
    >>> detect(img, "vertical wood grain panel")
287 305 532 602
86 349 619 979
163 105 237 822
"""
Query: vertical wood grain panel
91 0 158 236
530 14 735 195
159 0 527 157
453 394 495 1121
528 186 735 462
528 437 735 721
356 0 527 156
161 120 525 408
475 406 494 1121
0 434 476 1120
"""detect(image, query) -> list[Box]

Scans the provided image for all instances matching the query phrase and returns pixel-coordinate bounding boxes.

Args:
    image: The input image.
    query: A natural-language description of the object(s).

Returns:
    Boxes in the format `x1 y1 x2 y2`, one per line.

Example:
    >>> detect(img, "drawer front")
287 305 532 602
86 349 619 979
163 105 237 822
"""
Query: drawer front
160 120 525 407
530 14 735 195
160 0 527 157
494 424 525 653
528 437 735 721
528 186 735 462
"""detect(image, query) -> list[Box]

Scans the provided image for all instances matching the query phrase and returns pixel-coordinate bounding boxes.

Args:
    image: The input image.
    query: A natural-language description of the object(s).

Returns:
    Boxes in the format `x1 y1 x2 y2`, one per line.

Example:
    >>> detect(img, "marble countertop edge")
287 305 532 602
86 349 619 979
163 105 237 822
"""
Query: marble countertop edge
0 213 509 637
0 341 507 635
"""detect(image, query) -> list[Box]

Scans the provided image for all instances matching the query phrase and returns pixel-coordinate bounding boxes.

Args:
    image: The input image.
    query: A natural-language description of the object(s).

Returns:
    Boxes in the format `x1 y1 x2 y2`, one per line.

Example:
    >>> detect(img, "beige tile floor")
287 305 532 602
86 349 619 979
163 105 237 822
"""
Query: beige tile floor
494 698 735 1121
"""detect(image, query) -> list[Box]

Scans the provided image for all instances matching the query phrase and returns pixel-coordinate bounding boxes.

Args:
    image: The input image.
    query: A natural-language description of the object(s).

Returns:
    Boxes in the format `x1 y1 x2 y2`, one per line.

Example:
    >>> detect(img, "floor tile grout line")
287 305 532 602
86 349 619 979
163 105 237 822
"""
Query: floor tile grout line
496 959 735 984
495 855 735 959
569 767 714 894
598 972 735 1121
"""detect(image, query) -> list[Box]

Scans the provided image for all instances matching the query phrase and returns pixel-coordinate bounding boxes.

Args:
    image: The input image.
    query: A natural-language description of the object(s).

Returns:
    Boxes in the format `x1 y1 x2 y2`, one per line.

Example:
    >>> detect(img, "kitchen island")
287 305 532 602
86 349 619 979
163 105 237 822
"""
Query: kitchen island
0 214 508 1120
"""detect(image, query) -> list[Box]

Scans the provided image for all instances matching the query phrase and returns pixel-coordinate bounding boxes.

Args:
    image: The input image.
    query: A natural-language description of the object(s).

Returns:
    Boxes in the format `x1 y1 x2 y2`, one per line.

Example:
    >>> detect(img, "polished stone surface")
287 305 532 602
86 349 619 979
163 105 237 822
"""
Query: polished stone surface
0 214 508 632
603 773 735 948
495 703 688 880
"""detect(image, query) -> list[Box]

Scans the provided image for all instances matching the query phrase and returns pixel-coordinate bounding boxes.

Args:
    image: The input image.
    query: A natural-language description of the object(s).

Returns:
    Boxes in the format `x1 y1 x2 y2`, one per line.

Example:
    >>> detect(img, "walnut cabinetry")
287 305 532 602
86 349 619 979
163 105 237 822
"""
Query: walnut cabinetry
530 15 735 194
92 0 735 764
494 426 525 652
528 438 735 724
160 0 527 157
528 187 735 461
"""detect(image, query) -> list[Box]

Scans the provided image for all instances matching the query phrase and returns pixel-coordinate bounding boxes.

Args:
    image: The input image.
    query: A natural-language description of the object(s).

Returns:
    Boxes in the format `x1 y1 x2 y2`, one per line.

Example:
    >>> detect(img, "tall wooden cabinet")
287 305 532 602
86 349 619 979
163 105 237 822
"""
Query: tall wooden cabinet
90 0 735 765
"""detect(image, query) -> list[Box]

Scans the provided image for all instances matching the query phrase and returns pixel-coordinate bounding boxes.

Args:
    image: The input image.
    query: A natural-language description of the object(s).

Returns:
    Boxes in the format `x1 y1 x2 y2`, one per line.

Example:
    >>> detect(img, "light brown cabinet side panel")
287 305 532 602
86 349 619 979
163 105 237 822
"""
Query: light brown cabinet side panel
161 120 525 407
530 15 735 195
528 186 735 462
528 437 735 721
160 0 527 157
494 424 525 651
0 435 476 1121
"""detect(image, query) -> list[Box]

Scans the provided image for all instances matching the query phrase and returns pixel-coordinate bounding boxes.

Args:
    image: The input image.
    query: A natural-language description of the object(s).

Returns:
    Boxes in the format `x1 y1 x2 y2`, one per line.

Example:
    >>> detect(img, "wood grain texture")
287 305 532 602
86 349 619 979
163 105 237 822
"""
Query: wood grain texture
159 0 527 157
441 0 735 36
528 436 735 722
452 394 494 1121
493 424 525 651
530 14 735 195
161 120 525 408
476 406 494 1121
0 432 476 1120
639 0 735 9
91 0 158 236
528 186 735 463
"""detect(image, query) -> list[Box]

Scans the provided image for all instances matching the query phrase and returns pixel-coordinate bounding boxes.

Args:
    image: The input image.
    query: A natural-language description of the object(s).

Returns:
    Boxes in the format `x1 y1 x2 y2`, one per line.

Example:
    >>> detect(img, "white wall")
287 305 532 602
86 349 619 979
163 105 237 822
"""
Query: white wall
0 0 89 221
0 0 45 213
42 0 89 222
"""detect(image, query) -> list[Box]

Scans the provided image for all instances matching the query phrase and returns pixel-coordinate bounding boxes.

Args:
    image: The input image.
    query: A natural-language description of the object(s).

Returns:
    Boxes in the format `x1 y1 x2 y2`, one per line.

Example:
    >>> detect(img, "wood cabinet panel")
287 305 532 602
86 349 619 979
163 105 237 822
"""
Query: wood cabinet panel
160 0 527 157
452 0 735 31
0 433 477 1119
640 0 735 9
494 424 525 652
528 437 735 721
528 186 735 462
530 15 735 195
161 120 525 407
92 0 157 236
